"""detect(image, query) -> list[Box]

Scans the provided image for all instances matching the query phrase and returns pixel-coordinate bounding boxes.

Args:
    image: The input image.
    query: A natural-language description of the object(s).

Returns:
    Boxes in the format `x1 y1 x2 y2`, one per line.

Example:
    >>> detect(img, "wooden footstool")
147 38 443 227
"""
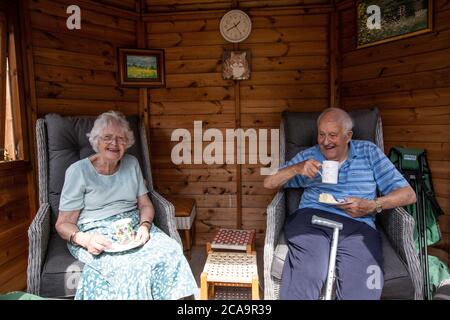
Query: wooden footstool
200 251 259 300
167 197 196 259
206 228 256 254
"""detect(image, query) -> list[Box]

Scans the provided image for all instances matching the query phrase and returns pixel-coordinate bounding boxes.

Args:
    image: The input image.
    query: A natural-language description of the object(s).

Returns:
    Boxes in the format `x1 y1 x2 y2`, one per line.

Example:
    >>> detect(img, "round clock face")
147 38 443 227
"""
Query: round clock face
220 10 252 43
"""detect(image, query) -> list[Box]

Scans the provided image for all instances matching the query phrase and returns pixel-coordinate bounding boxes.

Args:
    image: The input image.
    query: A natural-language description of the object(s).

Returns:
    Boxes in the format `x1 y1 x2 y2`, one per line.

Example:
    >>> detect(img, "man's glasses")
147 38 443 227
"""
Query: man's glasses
100 135 127 145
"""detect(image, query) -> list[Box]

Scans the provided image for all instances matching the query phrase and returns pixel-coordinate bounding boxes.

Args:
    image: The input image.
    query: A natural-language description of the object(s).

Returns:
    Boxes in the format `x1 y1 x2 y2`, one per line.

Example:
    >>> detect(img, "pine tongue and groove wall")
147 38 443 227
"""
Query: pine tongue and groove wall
338 0 450 266
145 0 331 246
30 0 139 117
17 0 331 285
0 0 139 293
0 164 31 292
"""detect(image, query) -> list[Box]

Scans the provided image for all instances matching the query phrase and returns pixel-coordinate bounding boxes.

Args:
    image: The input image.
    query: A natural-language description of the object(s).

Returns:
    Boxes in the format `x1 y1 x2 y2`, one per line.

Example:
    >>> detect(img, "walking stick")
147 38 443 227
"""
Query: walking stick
312 215 343 300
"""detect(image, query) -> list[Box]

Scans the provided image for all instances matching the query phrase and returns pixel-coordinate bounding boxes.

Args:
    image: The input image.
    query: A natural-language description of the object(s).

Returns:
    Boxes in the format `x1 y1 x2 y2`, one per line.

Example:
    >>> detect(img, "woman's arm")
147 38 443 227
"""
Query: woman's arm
137 193 155 224
55 210 80 241
135 194 155 244
55 211 111 255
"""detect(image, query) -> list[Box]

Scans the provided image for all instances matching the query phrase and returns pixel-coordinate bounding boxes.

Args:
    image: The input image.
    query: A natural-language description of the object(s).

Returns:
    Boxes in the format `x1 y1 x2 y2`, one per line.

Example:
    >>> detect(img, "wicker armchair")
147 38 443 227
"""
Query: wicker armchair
264 108 423 300
27 114 181 298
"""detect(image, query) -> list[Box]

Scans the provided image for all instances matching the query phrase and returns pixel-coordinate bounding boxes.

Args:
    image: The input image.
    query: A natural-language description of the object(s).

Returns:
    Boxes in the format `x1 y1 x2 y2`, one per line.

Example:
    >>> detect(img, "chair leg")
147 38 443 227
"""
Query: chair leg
200 272 208 300
191 220 196 246
184 229 191 250
184 229 191 259
252 276 260 300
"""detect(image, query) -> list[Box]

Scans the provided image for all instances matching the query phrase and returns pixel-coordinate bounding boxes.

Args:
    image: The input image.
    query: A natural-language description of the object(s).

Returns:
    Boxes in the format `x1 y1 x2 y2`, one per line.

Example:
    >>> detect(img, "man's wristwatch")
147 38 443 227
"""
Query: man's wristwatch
374 198 383 214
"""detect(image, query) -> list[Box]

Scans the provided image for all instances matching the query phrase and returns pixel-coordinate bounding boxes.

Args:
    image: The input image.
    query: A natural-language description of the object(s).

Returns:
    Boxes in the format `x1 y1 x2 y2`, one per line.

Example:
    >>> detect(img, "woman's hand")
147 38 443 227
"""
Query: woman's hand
336 197 377 218
135 224 151 245
84 234 112 255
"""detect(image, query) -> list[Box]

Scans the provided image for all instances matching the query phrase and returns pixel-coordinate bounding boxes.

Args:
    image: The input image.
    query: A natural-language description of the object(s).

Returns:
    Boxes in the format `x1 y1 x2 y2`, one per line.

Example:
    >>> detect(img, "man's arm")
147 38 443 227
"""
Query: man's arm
263 159 322 190
375 185 417 210
339 186 416 218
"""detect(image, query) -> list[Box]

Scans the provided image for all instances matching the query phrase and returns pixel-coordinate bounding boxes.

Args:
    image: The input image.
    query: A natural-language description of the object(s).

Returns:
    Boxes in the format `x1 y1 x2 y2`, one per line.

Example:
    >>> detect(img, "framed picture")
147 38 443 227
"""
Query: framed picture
118 48 165 87
357 0 433 49
222 50 251 80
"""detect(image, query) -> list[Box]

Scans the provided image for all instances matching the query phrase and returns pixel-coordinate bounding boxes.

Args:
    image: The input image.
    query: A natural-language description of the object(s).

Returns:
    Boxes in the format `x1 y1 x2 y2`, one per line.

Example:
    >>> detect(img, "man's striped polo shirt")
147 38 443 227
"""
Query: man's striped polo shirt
281 140 409 228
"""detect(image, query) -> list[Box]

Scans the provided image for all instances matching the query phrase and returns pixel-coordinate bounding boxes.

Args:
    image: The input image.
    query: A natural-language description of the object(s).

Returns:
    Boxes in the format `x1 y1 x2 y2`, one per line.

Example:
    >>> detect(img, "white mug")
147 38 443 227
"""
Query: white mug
321 160 339 184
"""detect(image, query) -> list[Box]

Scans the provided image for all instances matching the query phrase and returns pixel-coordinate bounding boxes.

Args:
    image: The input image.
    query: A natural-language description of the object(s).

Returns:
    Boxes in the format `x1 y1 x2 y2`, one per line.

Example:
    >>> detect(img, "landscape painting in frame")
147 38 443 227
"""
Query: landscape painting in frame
118 48 165 87
357 0 433 48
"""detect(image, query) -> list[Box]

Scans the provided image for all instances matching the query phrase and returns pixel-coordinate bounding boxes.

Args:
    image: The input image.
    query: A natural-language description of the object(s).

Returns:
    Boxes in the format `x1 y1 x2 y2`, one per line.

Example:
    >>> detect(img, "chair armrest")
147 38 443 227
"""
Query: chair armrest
149 189 182 246
264 190 286 300
27 203 51 295
378 207 424 300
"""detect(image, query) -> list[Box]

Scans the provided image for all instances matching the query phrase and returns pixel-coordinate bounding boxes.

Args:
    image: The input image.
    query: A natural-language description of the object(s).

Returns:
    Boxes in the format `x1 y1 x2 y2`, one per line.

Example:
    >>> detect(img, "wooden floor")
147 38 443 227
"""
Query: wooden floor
186 245 264 300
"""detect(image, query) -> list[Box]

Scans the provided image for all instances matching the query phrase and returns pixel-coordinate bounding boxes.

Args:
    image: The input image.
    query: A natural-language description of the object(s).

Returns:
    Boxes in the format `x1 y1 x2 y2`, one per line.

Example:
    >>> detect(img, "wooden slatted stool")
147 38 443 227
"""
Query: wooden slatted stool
167 197 196 259
200 251 259 300
206 228 256 254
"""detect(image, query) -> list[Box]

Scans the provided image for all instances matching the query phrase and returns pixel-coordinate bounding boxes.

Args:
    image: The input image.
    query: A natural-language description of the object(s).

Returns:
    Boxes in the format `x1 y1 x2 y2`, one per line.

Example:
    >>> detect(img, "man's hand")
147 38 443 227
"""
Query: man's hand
85 234 112 255
135 225 151 245
336 197 377 218
293 159 322 179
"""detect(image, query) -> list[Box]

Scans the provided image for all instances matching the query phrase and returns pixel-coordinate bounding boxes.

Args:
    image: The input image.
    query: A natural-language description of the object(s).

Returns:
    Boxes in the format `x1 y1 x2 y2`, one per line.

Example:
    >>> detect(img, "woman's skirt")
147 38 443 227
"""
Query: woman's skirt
67 209 198 300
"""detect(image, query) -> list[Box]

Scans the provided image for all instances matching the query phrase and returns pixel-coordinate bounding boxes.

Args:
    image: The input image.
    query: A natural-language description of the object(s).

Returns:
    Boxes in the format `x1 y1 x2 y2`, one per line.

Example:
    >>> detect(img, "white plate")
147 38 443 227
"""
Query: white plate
319 197 349 206
104 240 143 253
320 200 350 206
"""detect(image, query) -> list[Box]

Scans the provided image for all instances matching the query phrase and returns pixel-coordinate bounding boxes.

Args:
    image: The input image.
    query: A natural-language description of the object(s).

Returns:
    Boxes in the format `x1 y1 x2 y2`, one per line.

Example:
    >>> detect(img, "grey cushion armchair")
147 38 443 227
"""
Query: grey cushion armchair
27 114 181 298
264 108 423 300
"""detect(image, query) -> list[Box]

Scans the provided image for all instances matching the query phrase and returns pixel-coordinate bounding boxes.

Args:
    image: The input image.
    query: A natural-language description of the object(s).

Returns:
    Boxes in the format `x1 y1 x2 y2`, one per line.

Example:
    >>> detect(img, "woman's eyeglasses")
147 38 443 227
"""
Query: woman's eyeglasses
100 135 127 145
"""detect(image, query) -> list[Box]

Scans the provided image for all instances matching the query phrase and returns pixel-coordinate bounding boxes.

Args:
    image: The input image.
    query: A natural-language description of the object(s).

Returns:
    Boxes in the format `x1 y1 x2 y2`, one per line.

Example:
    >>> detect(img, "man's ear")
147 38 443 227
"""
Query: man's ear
346 130 353 142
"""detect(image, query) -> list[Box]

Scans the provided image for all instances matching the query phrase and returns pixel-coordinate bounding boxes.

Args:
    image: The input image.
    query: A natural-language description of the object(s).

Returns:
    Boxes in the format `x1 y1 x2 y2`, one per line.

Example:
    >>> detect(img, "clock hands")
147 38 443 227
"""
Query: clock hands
226 20 241 32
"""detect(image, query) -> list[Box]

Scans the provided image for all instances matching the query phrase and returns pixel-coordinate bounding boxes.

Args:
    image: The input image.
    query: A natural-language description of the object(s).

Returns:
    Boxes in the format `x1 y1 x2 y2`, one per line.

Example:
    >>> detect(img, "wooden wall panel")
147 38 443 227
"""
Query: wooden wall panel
30 0 139 117
0 0 139 294
147 6 330 245
0 168 31 292
339 0 450 266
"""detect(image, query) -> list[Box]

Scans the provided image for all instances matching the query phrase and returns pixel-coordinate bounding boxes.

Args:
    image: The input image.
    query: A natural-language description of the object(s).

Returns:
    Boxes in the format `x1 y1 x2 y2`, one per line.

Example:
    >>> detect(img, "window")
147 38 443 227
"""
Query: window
0 3 26 163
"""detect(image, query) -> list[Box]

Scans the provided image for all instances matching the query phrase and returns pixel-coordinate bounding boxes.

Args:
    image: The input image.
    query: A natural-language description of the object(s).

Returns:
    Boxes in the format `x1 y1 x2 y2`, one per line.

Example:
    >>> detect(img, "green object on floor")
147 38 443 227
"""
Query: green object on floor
429 256 450 297
0 291 45 300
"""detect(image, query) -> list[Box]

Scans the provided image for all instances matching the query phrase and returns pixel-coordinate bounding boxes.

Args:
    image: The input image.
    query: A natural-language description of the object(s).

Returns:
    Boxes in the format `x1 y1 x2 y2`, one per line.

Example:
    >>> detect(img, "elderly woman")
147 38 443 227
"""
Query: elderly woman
55 111 198 300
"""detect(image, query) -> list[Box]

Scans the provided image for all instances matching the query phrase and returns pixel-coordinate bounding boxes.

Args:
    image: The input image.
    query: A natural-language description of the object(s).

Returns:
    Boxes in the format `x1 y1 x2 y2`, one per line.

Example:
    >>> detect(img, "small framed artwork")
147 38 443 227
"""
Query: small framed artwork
118 48 165 87
222 50 251 80
357 0 433 49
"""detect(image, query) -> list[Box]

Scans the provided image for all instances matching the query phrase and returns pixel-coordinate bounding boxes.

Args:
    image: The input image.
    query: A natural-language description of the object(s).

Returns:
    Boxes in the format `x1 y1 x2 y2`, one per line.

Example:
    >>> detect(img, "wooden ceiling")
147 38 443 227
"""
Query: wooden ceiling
145 0 332 12
89 0 334 13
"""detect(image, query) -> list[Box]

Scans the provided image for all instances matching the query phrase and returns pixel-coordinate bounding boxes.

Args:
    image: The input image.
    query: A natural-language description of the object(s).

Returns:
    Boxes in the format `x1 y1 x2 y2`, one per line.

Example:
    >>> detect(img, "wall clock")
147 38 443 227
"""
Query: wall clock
219 9 252 43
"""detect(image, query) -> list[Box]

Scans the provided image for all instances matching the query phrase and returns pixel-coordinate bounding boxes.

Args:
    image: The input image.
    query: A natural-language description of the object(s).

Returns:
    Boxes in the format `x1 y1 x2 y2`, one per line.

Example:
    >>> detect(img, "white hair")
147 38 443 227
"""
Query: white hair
87 111 135 152
317 108 353 132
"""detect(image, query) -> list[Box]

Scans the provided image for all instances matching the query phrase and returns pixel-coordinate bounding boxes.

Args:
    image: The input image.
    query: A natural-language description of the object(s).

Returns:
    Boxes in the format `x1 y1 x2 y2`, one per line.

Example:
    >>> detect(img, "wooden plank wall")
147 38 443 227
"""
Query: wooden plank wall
29 0 139 117
0 0 139 293
145 0 331 245
338 0 450 266
0 163 31 292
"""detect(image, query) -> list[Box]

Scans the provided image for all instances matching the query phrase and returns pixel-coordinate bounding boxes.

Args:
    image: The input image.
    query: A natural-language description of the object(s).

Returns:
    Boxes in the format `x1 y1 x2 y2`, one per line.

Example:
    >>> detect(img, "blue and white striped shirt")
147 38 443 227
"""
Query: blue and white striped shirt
281 140 409 228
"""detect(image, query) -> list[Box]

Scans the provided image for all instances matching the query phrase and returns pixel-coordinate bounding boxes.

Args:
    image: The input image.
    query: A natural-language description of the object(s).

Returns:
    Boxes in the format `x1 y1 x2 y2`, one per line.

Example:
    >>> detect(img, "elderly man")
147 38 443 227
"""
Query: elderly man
264 108 416 300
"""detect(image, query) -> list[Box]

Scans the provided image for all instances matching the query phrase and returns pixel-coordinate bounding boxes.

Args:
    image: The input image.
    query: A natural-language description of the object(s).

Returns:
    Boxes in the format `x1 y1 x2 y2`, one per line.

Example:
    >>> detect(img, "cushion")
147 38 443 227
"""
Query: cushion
40 234 84 298
434 279 450 300
45 114 145 232
271 228 414 299
378 229 415 299
283 107 379 162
